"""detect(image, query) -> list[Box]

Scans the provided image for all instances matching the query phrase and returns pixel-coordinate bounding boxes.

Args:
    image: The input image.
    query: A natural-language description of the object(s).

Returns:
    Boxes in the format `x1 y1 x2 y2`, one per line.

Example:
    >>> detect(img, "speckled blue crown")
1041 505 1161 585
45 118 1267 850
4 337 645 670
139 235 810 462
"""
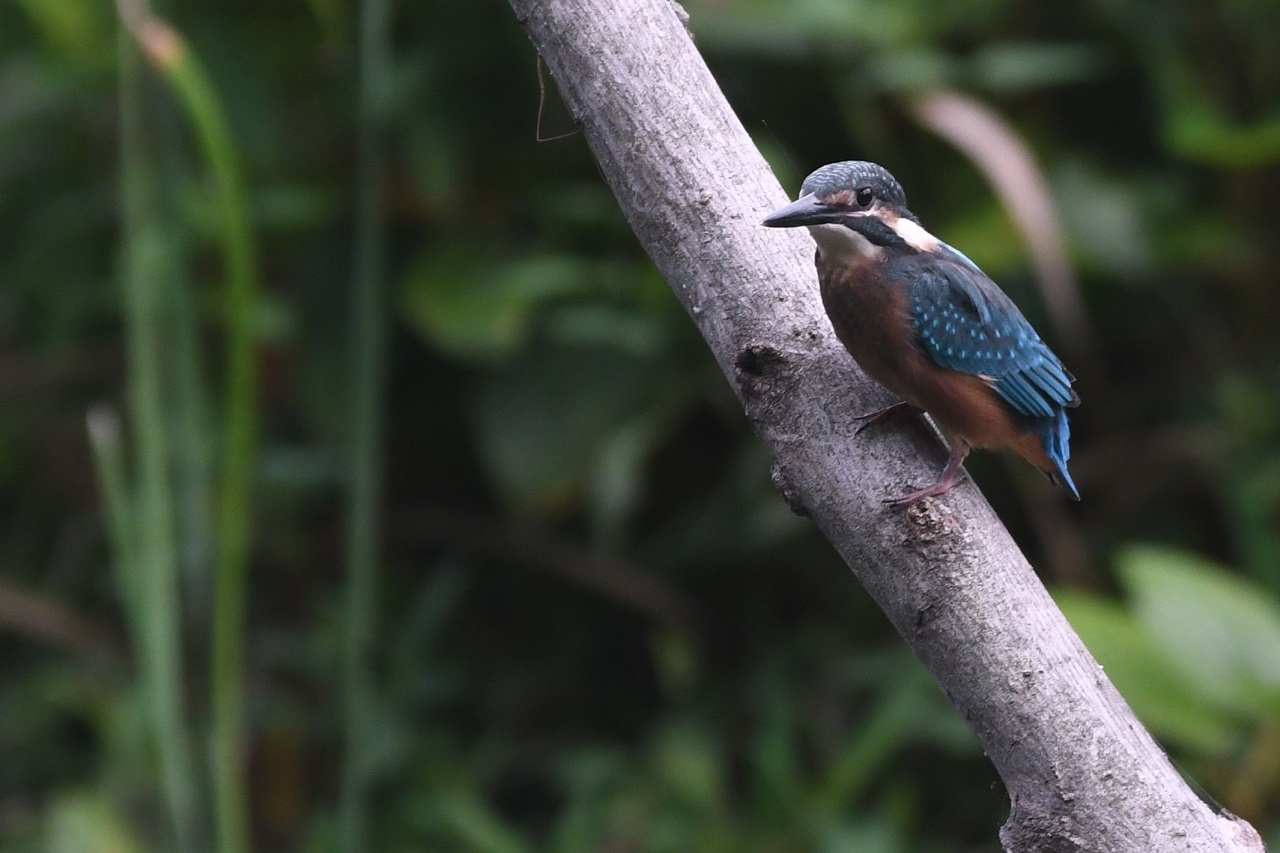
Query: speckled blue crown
800 161 906 207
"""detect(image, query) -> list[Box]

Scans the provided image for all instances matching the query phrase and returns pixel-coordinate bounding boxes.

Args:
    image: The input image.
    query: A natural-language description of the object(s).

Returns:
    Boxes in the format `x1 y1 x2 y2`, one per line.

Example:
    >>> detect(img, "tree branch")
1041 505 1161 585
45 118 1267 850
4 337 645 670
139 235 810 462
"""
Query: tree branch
504 0 1264 849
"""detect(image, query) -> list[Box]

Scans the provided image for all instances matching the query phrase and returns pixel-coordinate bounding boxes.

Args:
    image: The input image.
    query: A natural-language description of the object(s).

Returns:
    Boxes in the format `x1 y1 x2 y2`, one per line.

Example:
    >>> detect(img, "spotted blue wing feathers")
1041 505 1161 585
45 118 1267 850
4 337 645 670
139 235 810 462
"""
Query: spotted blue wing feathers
908 251 1080 499
909 257 1078 418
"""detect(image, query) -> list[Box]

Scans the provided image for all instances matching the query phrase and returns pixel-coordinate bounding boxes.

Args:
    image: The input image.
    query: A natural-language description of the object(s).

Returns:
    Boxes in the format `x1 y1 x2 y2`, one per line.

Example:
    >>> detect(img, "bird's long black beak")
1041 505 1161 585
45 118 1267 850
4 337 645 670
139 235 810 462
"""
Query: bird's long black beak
762 193 840 228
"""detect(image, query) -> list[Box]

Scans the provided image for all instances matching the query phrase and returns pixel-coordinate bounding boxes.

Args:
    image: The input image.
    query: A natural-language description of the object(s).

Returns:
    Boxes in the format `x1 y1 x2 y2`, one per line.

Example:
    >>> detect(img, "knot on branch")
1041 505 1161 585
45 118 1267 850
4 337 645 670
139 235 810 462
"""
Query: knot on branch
902 498 964 555
735 342 801 428
770 461 809 517
735 342 790 399
1001 794 1092 853
736 342 784 377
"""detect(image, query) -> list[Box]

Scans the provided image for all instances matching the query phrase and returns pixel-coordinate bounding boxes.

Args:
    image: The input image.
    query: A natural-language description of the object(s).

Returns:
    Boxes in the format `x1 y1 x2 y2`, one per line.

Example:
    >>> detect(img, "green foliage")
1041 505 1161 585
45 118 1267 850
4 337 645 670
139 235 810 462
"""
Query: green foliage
3 0 1280 848
1121 546 1280 718
402 250 591 360
1060 546 1280 818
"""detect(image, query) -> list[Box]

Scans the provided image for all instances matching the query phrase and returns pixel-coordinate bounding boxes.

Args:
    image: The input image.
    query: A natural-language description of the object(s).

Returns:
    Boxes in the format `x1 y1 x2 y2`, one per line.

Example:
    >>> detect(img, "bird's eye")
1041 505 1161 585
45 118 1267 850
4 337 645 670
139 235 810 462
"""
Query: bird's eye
855 187 874 207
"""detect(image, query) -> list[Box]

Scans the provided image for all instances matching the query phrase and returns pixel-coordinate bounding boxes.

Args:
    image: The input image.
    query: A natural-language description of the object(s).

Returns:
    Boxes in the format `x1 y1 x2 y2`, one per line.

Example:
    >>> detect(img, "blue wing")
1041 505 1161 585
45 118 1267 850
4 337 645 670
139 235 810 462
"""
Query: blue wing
904 248 1078 420
938 239 982 274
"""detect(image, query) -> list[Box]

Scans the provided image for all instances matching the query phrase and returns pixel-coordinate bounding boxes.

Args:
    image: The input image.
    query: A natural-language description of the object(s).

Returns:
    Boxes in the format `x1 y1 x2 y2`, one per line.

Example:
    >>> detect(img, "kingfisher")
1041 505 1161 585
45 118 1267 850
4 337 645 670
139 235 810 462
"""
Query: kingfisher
763 160 1079 505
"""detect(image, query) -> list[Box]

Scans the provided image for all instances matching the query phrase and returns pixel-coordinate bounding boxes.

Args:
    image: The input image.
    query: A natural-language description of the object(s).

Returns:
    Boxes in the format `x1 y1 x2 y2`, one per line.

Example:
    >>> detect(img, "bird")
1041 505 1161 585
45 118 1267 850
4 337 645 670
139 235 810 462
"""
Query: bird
762 160 1080 506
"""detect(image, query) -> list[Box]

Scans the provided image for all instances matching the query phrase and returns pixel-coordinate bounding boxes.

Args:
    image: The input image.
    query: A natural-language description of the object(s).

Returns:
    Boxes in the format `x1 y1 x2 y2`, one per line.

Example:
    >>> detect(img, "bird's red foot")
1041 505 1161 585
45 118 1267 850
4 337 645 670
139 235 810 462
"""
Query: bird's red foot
886 476 961 506
854 401 923 436
886 442 969 506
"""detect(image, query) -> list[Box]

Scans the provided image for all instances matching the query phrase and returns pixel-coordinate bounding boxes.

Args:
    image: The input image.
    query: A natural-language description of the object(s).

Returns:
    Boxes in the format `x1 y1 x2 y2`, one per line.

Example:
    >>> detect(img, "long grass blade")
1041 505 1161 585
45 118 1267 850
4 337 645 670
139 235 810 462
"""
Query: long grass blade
116 26 200 848
341 0 392 848
116 6 262 851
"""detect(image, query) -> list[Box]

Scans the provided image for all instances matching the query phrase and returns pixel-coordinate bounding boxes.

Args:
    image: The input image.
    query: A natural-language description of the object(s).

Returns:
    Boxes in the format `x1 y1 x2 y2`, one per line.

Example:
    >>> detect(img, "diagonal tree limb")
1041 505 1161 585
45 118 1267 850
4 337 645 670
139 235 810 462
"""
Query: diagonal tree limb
504 0 1264 850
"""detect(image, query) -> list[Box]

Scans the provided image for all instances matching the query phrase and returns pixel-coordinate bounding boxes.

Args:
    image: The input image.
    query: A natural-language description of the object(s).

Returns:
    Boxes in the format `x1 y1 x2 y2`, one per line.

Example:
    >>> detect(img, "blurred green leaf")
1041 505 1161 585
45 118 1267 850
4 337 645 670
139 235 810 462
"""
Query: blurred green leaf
402 249 590 360
655 722 726 808
1165 100 1280 168
425 789 531 853
863 49 958 92
1057 590 1240 754
817 815 906 853
818 664 958 811
650 628 700 696
543 304 667 356
972 42 1104 92
688 0 915 56
747 686 803 824
1119 545 1280 718
14 0 112 66
472 345 665 512
403 118 465 209
547 747 628 853
1054 159 1153 277
254 182 340 233
46 792 143 853
863 42 1103 94
1218 375 1280 445
690 0 1013 55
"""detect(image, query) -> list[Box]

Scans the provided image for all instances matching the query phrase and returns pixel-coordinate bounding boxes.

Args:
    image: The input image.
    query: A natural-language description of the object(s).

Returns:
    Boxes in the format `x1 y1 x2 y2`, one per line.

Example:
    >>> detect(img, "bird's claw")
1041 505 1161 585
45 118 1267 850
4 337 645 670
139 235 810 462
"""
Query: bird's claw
885 447 969 506
853 401 923 436
884 482 954 506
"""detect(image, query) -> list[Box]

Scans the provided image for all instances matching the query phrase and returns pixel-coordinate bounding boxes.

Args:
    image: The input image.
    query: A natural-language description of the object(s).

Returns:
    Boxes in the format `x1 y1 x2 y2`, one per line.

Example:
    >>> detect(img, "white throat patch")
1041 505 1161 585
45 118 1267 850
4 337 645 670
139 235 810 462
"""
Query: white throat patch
889 216 940 252
806 223 882 262
804 208 942 262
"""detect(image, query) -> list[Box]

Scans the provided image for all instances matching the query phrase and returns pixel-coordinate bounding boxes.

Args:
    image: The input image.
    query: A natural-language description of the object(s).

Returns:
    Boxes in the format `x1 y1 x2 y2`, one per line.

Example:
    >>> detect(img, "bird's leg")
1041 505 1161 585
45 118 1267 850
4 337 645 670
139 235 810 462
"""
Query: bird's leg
887 440 970 506
853 401 923 436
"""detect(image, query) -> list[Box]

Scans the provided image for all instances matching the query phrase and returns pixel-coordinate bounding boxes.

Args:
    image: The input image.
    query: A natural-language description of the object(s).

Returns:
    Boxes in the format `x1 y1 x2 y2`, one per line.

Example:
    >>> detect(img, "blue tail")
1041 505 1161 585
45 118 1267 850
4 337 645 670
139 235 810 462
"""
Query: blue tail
1036 409 1079 500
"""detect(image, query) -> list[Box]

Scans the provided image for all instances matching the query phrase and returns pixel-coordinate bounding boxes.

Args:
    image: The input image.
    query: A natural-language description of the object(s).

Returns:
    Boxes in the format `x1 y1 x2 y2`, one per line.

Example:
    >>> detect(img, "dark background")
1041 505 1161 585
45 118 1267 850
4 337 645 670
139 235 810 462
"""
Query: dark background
2 0 1279 849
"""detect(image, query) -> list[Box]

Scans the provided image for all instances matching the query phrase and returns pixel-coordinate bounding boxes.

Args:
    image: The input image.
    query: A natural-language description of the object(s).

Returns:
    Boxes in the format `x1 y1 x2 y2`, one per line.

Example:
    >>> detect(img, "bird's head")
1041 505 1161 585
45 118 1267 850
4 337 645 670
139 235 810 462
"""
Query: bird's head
763 161 939 261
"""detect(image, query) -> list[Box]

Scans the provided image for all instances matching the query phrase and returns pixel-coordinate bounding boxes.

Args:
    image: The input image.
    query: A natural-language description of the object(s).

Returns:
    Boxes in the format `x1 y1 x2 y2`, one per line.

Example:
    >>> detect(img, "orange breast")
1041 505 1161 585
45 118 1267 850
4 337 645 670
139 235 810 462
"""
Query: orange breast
818 255 1054 474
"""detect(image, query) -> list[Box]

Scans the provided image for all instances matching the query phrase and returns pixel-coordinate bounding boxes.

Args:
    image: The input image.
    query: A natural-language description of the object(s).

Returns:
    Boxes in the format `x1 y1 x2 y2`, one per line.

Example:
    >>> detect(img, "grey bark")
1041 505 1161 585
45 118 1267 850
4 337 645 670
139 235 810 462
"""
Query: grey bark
503 0 1265 850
